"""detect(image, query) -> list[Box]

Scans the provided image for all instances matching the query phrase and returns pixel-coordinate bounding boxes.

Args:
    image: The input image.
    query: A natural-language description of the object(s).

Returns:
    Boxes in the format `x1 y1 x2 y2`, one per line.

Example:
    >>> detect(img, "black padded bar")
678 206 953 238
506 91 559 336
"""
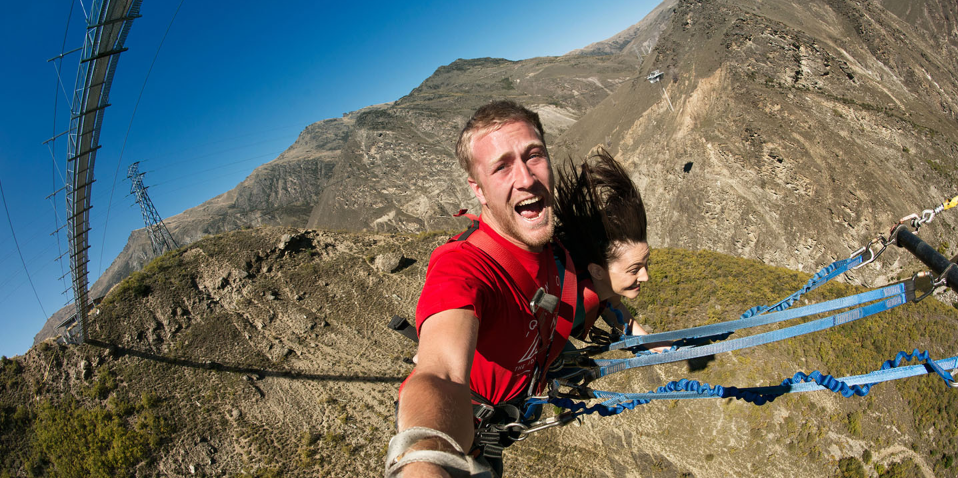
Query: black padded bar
895 228 958 293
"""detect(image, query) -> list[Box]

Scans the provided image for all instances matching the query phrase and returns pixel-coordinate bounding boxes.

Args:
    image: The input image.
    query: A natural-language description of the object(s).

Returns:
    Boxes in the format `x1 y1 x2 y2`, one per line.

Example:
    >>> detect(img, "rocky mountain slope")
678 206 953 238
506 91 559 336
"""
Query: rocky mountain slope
40 0 958 345
5 225 958 477
80 44 650 324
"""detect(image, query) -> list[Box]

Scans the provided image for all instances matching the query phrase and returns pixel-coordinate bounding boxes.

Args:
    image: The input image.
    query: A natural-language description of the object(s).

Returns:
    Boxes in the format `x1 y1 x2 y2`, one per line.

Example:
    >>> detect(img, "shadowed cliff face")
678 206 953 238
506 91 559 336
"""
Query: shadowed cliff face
554 0 958 289
40 0 957 343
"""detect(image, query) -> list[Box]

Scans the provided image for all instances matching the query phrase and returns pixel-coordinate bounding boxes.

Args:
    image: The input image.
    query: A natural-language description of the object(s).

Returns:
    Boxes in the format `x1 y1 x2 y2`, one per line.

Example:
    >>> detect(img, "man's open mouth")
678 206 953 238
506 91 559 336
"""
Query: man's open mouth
515 197 545 220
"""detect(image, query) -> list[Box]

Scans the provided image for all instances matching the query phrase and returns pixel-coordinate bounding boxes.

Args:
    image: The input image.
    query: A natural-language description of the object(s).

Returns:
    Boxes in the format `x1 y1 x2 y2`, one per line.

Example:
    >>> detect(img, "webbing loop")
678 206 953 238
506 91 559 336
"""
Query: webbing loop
593 283 912 377
385 427 493 478
609 283 902 349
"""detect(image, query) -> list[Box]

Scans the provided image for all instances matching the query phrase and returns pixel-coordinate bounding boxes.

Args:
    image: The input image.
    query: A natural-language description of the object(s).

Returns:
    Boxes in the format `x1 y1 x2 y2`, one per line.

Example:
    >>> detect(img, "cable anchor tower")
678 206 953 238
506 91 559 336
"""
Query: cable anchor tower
128 162 177 256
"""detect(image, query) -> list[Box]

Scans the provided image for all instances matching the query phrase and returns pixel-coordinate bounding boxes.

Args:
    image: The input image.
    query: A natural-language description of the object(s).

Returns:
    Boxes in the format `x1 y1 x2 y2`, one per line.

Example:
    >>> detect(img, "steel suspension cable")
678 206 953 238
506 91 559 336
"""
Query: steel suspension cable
0 179 48 317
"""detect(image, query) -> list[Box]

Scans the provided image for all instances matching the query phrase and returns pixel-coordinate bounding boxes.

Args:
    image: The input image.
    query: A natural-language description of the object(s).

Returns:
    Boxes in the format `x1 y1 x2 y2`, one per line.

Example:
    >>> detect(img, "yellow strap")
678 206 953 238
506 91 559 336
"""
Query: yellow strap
943 195 958 211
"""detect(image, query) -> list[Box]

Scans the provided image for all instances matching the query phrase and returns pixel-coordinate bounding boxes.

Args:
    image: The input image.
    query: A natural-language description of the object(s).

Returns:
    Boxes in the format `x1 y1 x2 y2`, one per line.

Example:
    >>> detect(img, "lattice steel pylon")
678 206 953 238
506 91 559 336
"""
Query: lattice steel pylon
128 162 178 256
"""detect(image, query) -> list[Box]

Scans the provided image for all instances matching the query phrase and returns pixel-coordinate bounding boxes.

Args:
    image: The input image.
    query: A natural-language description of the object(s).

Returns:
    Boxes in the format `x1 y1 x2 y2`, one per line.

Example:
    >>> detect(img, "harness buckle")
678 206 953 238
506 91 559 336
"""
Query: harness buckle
529 287 559 314
473 403 495 422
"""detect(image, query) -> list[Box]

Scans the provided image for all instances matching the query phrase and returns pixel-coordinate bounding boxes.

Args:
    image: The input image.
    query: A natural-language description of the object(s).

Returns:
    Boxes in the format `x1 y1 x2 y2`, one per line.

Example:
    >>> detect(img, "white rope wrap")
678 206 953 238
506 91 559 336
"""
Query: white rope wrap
385 427 493 478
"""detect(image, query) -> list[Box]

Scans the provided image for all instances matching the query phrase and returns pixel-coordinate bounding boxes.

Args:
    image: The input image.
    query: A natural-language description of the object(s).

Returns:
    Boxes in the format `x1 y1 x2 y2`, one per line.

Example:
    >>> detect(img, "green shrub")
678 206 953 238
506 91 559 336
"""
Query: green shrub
87 369 117 400
236 468 281 478
879 459 921 478
101 271 150 307
139 391 159 410
1 356 22 389
846 411 862 437
838 457 865 478
32 396 168 477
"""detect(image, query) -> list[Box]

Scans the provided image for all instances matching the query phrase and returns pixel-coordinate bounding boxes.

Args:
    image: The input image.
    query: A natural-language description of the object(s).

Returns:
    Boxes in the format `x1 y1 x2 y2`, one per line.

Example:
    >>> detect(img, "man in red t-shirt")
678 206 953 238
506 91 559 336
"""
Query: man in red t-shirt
388 101 574 478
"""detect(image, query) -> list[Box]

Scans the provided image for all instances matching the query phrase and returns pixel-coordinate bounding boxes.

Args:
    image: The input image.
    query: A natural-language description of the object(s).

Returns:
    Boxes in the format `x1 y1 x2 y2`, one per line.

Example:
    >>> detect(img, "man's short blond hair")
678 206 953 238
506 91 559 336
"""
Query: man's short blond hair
455 101 547 178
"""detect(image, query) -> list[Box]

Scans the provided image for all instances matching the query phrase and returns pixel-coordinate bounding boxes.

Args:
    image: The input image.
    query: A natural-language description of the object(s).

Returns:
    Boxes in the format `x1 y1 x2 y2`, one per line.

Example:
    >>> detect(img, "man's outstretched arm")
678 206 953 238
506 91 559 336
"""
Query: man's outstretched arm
394 308 479 476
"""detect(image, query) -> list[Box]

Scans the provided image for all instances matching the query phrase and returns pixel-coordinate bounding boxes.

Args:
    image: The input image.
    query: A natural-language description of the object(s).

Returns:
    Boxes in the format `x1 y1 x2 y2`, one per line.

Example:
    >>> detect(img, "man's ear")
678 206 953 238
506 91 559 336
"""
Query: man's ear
468 177 487 206
587 263 605 281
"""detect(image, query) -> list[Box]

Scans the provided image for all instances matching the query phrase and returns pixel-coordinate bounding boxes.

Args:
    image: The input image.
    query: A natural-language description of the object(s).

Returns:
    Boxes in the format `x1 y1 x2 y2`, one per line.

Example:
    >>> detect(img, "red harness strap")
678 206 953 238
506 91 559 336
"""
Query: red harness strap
442 214 577 397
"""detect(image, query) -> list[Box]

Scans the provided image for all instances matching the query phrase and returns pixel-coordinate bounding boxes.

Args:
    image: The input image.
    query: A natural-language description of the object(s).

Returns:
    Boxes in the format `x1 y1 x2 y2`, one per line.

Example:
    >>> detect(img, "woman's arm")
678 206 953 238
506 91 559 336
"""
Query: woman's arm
604 298 669 352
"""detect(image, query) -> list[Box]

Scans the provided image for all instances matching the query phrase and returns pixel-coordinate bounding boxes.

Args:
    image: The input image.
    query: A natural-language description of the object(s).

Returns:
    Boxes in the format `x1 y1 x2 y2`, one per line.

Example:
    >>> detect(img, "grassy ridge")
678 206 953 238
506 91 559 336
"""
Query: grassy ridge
624 248 958 475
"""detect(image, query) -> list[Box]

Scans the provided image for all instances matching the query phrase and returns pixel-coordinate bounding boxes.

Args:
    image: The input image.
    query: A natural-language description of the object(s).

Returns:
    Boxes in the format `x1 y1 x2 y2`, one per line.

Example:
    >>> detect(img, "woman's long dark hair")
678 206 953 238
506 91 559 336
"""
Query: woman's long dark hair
554 146 647 268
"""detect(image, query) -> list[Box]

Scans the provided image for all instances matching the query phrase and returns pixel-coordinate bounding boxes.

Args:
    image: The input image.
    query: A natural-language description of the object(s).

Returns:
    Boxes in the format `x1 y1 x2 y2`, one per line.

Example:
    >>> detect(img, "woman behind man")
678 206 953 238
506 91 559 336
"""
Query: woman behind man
554 145 656 342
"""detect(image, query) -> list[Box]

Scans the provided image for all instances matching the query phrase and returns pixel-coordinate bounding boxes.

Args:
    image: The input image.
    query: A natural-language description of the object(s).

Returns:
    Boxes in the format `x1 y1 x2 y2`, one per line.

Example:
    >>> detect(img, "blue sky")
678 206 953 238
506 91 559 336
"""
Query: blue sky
0 0 661 357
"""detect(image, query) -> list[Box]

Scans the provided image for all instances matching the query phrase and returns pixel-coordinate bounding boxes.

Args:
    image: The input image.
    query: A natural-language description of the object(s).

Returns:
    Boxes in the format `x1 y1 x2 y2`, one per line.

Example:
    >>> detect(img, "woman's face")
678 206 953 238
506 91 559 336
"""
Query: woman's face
591 241 650 300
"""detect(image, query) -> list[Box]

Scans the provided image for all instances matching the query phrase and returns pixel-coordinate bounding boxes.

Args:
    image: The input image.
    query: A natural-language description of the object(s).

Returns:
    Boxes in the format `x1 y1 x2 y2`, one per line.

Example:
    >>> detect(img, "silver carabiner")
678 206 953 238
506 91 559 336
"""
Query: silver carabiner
919 209 937 226
516 412 578 438
898 213 921 231
851 237 887 270
502 422 531 442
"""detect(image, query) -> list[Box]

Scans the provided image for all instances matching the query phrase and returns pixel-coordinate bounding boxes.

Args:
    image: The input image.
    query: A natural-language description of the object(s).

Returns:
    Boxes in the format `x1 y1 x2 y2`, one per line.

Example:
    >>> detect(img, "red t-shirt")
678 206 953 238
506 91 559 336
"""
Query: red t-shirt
414 219 574 404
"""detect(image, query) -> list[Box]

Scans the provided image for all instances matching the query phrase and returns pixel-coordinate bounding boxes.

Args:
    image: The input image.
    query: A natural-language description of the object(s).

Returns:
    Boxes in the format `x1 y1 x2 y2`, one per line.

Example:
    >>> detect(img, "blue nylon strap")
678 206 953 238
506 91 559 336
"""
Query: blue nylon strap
593 350 957 407
525 350 957 419
608 303 629 334
594 283 909 378
610 283 902 349
740 254 864 319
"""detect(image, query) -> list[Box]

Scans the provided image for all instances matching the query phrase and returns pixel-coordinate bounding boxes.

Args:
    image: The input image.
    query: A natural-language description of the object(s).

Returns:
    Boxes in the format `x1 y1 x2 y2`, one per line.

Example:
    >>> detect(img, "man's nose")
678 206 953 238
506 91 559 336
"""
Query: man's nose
513 161 535 189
